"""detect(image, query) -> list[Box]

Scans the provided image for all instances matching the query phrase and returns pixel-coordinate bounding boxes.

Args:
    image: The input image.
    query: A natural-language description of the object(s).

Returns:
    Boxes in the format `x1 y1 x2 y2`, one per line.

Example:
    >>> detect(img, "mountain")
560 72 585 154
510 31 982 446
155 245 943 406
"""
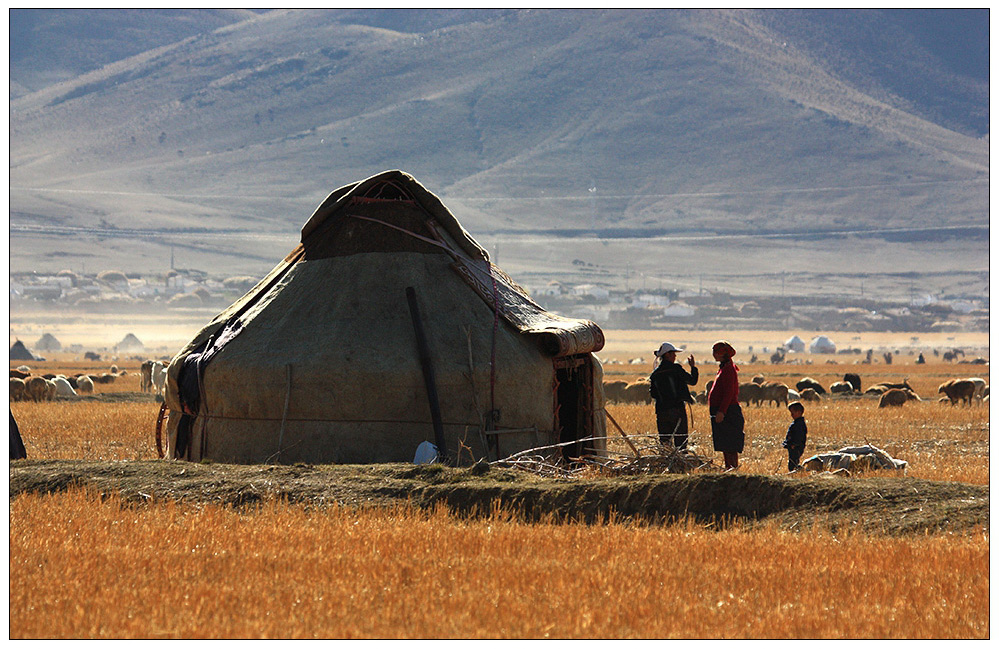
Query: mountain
9 9 263 97
8 8 989 298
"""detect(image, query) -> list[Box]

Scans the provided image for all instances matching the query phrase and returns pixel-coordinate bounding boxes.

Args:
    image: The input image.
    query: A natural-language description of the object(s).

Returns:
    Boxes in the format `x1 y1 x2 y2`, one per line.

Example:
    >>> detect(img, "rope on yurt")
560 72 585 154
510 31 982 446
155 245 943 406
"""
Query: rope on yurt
345 214 452 250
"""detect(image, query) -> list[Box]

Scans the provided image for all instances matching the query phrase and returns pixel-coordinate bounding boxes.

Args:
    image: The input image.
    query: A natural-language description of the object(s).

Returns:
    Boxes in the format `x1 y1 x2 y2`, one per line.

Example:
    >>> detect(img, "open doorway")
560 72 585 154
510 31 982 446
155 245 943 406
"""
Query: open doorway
553 355 594 462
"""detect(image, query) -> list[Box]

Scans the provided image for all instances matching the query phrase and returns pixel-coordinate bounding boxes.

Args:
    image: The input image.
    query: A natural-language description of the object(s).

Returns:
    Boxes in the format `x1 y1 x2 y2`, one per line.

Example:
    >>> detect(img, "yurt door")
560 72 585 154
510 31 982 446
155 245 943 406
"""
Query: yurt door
553 355 593 462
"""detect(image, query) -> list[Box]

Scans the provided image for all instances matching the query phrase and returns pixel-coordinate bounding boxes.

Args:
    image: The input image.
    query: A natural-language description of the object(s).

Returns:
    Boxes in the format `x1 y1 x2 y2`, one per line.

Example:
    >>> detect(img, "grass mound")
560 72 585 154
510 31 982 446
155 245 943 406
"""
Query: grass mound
9 459 987 535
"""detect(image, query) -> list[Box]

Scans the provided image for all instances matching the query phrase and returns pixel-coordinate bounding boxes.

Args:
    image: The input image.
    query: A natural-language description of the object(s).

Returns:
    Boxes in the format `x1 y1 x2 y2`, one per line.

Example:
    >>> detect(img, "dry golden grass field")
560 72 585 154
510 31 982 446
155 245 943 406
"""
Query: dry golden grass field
7 328 991 639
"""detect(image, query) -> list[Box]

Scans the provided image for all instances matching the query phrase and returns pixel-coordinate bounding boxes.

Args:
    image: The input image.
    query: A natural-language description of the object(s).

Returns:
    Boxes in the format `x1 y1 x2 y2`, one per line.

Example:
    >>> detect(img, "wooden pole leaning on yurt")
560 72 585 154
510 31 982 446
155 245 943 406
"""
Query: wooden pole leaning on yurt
406 286 448 462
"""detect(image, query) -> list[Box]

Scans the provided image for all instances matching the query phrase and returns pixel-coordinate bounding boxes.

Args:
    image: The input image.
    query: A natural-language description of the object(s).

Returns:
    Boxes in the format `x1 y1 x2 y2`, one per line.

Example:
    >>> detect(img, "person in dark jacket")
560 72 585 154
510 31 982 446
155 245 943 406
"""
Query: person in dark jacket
782 401 807 471
708 340 744 471
649 342 698 450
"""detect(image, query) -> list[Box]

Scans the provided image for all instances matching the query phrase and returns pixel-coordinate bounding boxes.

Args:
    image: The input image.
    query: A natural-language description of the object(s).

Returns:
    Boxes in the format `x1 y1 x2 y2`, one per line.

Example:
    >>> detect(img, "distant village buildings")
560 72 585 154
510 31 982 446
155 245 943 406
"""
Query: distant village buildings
9 268 989 336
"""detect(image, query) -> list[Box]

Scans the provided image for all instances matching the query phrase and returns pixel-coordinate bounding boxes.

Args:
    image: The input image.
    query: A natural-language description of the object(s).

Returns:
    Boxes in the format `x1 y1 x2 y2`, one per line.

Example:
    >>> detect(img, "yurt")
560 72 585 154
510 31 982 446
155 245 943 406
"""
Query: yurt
163 170 607 465
809 335 837 354
35 333 62 352
9 340 35 361
116 333 145 353
784 335 805 353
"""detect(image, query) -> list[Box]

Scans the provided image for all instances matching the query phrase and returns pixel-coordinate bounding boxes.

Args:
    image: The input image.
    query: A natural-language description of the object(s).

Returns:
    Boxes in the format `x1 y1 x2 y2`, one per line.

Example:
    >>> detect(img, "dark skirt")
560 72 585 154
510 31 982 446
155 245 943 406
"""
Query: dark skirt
711 403 745 453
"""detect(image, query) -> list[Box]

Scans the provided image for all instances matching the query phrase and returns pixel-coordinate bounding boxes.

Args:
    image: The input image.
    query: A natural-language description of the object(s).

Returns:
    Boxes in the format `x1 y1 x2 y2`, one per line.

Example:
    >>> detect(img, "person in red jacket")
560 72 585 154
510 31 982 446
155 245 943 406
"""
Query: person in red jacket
708 340 744 471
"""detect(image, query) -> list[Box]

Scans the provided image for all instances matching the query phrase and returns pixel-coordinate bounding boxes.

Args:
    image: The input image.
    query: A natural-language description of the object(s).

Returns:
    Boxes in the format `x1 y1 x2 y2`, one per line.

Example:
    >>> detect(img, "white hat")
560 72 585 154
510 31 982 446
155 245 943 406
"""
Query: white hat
655 342 683 357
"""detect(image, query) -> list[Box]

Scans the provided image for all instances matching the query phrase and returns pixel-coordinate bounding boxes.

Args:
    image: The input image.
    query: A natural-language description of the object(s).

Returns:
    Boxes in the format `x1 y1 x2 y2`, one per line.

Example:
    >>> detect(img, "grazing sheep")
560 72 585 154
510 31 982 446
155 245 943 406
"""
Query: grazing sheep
938 379 977 406
602 380 629 404
24 376 51 402
620 380 653 405
843 373 861 392
865 379 912 397
787 388 800 401
796 377 825 395
879 388 916 407
829 381 854 395
9 369 30 380
44 379 57 401
759 381 789 407
76 375 95 394
10 378 26 401
110 364 118 375
94 373 117 384
16 365 31 374
738 381 763 406
799 388 821 402
751 374 766 385
51 376 77 397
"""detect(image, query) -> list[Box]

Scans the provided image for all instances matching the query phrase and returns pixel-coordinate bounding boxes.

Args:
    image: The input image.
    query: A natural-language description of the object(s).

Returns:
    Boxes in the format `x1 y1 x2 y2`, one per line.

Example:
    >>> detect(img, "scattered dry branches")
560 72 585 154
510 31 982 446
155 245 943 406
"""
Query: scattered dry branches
492 434 717 478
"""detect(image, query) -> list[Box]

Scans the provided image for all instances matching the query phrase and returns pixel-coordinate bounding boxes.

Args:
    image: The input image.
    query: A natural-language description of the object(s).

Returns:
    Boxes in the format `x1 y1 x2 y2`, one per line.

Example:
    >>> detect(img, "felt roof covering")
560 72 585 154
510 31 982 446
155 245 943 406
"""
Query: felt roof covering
163 170 606 465
301 169 489 263
172 170 604 363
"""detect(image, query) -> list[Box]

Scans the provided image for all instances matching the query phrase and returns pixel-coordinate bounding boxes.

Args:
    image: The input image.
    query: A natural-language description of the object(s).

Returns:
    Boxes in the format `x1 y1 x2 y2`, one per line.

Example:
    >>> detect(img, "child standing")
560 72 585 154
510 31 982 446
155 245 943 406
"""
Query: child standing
782 401 807 472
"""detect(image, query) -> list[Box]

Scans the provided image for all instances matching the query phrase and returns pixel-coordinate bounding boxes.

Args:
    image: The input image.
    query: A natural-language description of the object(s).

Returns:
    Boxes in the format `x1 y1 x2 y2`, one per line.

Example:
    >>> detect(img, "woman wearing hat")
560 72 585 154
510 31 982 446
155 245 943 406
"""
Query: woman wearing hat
708 340 744 470
649 342 698 450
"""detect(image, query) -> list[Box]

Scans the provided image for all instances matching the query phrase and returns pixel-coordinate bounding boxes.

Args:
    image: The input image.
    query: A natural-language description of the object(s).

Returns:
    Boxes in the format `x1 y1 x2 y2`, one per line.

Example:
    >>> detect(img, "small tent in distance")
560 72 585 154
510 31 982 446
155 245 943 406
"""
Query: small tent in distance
784 335 805 353
116 333 145 353
9 340 35 361
35 333 62 353
164 170 607 466
809 335 837 354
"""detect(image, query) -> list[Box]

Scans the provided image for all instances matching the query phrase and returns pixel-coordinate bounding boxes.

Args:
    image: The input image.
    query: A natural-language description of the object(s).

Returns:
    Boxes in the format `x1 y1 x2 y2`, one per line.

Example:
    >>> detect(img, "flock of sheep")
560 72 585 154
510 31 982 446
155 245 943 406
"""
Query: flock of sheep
8 359 168 402
10 365 110 401
603 372 989 409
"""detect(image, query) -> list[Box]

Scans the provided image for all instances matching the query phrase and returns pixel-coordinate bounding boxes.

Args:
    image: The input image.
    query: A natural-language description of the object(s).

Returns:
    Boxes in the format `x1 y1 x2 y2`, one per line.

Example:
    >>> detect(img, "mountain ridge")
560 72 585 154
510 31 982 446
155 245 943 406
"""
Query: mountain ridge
8 8 988 292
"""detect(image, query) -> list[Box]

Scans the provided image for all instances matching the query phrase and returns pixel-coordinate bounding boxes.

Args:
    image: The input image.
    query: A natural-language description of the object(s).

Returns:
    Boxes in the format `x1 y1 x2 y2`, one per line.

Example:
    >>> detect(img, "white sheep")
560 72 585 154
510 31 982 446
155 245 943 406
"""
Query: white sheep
51 376 77 397
76 375 95 394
